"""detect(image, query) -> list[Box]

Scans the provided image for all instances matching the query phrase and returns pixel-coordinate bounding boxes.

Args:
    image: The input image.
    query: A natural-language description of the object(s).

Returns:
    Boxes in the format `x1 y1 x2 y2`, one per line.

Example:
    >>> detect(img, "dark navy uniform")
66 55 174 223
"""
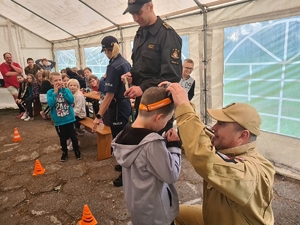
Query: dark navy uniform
105 53 132 138
131 16 182 93
131 17 182 132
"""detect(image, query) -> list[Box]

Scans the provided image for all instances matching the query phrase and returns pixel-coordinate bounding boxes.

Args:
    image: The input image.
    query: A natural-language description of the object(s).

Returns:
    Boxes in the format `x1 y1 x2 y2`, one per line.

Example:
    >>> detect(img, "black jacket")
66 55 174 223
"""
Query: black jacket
131 16 182 91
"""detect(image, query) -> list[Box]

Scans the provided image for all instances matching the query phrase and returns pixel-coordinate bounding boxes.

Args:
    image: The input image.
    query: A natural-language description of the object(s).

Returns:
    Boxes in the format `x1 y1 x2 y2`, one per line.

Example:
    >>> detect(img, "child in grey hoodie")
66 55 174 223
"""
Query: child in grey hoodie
112 87 181 225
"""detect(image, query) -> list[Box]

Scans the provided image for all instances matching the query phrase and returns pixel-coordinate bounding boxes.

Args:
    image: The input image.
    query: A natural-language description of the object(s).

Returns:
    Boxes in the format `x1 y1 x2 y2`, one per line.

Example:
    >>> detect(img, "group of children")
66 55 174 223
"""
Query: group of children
15 64 182 224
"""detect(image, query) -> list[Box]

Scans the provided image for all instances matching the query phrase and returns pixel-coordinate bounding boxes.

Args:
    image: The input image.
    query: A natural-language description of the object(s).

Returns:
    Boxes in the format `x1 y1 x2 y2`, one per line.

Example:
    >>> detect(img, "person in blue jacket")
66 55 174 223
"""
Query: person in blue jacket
47 72 82 162
92 36 132 187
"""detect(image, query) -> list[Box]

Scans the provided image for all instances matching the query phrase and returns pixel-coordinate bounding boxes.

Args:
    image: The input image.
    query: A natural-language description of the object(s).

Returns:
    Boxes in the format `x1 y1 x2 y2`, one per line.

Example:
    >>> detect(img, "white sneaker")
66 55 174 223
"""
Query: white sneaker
21 111 28 120
24 116 34 121
67 140 80 151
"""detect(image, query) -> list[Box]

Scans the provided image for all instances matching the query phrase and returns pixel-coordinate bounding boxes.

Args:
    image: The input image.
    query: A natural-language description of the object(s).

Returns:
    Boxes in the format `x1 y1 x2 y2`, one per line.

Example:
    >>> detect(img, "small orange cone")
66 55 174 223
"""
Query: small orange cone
78 205 98 225
32 159 46 176
12 127 22 142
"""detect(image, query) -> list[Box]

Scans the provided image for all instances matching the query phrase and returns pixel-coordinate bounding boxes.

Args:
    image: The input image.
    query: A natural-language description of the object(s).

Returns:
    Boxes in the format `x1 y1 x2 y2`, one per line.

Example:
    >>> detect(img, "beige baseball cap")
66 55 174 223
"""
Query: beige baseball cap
207 102 261 136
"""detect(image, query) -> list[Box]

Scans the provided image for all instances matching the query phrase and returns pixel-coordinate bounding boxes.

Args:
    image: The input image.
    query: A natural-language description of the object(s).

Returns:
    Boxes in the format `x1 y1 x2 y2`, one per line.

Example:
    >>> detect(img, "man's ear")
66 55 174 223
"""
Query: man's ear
239 130 250 141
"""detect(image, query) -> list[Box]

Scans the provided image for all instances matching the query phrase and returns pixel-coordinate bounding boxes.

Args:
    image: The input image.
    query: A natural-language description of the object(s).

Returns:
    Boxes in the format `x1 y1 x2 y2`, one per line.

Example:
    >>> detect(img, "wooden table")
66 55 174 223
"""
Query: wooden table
83 91 100 100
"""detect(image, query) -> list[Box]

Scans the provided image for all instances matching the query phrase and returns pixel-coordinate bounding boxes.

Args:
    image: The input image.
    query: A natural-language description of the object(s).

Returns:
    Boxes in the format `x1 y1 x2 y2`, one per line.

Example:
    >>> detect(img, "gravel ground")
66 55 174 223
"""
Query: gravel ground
0 109 299 225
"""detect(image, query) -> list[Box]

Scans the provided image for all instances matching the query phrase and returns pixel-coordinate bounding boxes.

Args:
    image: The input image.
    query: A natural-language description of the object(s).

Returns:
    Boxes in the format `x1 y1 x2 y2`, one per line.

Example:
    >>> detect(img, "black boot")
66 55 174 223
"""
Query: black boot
74 150 82 160
60 151 68 162
113 172 123 187
114 165 122 172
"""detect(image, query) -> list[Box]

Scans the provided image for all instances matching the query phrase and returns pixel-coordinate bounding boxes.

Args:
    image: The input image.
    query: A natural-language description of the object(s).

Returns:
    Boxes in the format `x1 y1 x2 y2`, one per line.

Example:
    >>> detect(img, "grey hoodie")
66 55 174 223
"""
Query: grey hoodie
112 124 181 225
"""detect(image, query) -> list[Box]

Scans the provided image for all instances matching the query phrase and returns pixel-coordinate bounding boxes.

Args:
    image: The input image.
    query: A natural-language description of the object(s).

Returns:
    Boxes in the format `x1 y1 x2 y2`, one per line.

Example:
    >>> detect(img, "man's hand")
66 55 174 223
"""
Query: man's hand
166 83 189 107
124 86 143 98
121 72 132 85
165 128 180 142
92 118 103 133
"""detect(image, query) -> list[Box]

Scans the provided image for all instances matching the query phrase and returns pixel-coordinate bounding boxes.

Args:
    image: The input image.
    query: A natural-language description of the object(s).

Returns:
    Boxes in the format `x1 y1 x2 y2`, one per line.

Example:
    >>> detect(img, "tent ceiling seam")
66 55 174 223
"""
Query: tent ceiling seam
11 0 78 40
0 15 52 44
78 0 120 29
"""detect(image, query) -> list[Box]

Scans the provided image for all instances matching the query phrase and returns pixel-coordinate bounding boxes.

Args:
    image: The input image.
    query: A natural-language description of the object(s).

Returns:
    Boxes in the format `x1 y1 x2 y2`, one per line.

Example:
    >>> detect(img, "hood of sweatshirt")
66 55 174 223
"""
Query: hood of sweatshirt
112 124 165 168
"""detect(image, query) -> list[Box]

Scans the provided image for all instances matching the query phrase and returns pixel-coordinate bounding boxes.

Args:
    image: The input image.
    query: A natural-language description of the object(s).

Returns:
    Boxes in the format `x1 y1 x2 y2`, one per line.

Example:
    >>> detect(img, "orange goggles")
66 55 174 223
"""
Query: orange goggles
139 98 172 112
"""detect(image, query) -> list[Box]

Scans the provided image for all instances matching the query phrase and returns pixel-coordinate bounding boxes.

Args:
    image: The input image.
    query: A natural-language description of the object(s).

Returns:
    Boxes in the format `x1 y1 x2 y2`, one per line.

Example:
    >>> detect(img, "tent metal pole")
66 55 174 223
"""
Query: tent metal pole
207 0 254 12
193 0 208 124
120 29 124 56
51 43 56 72
77 39 82 69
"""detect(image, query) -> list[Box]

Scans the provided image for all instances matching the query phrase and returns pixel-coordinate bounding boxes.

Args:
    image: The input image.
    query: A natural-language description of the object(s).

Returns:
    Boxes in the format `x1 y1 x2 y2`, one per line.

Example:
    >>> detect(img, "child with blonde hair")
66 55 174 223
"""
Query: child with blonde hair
47 72 82 161
67 79 86 134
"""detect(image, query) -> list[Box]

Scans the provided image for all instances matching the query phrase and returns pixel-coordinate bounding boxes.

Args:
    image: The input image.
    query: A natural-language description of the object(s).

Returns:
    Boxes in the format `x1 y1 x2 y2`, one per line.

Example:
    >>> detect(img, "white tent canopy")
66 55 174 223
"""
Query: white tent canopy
1 0 300 179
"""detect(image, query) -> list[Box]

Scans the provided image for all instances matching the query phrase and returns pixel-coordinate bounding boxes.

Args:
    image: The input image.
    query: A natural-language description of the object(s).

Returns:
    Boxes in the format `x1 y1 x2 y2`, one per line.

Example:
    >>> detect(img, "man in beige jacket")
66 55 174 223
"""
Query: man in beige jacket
165 83 275 225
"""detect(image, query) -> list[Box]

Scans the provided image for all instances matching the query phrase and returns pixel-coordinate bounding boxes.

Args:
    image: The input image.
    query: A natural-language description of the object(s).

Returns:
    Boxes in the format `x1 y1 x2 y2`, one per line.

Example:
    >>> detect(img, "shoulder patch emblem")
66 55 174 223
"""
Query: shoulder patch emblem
171 48 180 59
216 151 237 164
163 22 172 30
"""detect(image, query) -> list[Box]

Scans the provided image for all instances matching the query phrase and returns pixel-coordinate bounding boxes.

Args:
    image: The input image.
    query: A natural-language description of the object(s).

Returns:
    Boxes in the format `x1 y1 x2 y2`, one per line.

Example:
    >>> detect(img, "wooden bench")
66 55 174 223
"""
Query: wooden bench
79 117 112 161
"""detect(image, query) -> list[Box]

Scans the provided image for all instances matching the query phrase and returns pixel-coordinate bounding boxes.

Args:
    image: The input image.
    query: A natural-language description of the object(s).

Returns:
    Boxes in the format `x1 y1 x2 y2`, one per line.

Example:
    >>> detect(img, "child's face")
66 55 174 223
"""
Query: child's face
27 76 33 83
37 74 43 82
89 78 98 88
17 76 24 83
68 81 78 93
84 69 92 77
63 77 70 86
154 111 174 132
51 75 63 87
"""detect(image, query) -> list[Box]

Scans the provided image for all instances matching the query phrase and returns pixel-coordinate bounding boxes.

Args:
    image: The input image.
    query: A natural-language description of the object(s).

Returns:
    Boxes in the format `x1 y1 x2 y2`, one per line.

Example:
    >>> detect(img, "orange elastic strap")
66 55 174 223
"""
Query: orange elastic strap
139 98 172 112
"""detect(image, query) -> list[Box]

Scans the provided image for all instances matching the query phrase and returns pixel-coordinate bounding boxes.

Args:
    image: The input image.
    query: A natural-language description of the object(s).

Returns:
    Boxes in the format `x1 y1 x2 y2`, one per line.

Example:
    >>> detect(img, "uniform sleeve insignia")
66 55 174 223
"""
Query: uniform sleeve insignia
216 151 237 164
163 22 172 30
171 48 180 59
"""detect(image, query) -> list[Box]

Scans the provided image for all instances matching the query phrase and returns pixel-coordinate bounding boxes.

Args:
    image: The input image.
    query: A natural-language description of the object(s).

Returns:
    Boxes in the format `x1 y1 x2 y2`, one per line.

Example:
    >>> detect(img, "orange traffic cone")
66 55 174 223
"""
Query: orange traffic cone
32 159 46 176
78 205 98 225
12 127 22 142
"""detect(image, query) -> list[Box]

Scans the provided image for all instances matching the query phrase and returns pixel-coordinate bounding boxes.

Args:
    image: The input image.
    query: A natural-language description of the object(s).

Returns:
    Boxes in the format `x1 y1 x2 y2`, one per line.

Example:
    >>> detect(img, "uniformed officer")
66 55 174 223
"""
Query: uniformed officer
92 35 131 139
164 82 275 225
179 58 195 101
122 0 182 111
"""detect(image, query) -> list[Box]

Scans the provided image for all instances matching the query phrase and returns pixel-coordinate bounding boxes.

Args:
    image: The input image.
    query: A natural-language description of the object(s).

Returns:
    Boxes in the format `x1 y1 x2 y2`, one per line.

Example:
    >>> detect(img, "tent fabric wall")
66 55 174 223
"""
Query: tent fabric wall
207 0 300 177
0 0 300 178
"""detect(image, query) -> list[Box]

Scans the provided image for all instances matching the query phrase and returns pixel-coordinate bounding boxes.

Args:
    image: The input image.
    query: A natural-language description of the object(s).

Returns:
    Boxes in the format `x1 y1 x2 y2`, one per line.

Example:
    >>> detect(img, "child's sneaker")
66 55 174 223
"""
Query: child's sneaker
16 112 24 118
40 111 47 119
67 140 80 151
67 142 73 151
60 152 68 162
21 111 28 120
24 117 34 121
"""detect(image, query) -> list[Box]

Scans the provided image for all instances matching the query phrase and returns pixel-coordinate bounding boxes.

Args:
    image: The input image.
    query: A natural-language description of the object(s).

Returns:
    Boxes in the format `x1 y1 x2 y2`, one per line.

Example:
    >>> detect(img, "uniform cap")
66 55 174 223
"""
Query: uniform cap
101 36 118 52
123 0 151 15
207 102 261 136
